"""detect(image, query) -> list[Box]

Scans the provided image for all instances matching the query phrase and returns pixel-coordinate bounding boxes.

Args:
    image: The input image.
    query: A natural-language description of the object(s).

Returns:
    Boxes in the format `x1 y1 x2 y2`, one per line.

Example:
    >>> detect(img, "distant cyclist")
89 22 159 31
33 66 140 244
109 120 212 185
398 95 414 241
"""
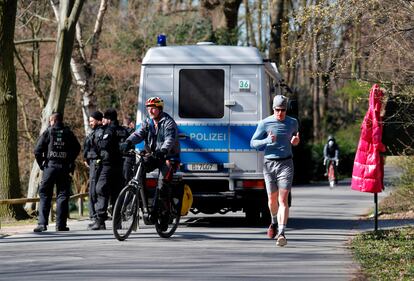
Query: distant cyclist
323 135 339 181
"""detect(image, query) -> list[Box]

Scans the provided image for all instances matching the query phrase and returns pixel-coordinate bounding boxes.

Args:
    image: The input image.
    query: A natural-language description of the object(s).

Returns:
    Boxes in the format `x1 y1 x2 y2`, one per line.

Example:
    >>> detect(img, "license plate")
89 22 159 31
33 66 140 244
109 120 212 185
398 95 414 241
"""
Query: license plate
187 163 218 172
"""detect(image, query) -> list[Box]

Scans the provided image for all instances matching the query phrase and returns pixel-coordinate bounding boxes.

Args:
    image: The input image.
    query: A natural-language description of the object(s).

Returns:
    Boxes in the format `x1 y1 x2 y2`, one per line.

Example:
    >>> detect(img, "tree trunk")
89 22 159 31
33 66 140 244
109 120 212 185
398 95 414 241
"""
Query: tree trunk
268 0 284 64
25 0 85 212
0 0 28 219
243 0 256 47
200 0 242 45
257 1 263 51
72 0 108 134
311 1 321 141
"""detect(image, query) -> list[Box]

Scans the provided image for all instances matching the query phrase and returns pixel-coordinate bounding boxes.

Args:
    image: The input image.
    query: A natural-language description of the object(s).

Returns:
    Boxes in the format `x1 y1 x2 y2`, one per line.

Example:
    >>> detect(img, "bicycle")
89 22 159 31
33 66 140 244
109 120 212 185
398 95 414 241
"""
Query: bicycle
325 158 338 189
112 151 182 241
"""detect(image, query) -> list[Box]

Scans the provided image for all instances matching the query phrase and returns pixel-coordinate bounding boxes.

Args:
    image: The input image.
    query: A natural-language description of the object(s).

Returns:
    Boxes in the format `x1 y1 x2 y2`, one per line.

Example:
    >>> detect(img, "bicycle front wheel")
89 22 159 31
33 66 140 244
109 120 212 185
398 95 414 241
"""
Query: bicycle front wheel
112 185 139 241
154 196 181 238
328 163 335 188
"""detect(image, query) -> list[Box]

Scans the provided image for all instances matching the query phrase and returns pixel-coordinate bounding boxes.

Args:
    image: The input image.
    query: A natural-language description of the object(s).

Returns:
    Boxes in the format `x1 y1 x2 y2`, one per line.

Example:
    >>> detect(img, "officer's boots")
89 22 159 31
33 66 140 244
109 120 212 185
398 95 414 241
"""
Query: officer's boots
88 219 106 230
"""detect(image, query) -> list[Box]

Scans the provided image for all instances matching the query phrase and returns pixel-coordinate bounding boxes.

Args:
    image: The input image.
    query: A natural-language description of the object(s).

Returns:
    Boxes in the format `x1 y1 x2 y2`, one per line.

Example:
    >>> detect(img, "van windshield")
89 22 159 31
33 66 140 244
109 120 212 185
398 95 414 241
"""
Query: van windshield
179 69 224 118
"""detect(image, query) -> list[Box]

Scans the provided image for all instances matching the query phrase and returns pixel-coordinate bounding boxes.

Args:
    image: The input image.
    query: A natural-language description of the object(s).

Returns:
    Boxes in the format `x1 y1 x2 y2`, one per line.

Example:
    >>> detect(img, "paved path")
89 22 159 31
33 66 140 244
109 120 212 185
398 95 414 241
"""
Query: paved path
0 163 413 281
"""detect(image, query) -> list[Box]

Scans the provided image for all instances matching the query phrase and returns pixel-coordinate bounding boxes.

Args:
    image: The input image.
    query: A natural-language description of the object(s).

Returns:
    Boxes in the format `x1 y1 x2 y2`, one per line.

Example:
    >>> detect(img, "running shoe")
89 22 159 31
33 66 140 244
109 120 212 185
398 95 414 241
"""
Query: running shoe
276 233 287 247
267 224 277 239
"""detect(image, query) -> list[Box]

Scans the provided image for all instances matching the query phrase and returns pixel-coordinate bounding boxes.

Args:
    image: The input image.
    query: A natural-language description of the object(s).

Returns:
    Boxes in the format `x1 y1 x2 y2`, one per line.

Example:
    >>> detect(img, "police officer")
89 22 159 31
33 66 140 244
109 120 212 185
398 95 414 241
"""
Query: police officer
122 115 136 185
33 112 81 232
89 108 128 230
83 111 104 228
108 110 129 208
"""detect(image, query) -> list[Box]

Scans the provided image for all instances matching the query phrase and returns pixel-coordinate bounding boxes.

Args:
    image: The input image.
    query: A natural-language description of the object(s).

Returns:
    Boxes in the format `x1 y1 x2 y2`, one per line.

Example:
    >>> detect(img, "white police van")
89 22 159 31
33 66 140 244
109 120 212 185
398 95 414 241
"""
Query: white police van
136 42 284 221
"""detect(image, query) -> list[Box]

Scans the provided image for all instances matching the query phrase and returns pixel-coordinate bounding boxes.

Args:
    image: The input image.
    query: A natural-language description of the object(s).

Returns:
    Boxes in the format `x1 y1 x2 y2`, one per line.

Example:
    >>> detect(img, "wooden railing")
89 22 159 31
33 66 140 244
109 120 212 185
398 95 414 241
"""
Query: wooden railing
0 192 89 219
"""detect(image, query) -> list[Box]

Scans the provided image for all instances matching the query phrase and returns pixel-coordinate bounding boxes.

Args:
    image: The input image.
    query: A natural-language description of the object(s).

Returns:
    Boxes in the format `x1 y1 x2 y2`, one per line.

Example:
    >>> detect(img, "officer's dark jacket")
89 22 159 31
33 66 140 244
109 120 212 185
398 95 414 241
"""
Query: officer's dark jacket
34 123 81 167
97 121 128 164
83 126 104 164
126 111 180 158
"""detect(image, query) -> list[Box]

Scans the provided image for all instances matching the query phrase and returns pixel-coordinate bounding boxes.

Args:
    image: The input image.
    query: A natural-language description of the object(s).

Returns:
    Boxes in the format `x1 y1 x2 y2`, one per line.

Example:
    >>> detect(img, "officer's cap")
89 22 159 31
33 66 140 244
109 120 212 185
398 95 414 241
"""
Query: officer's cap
90 111 103 121
103 108 117 121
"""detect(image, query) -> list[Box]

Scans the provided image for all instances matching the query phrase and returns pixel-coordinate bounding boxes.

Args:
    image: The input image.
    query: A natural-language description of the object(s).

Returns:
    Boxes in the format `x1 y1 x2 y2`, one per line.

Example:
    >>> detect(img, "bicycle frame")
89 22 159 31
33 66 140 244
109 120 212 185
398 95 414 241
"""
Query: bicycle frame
112 151 182 240
327 159 336 188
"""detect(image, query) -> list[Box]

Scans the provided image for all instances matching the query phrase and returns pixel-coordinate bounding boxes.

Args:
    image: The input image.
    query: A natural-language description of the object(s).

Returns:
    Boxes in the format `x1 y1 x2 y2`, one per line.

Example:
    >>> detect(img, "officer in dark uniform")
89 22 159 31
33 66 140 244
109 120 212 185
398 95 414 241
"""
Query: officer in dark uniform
89 108 128 230
33 112 81 232
122 115 136 185
83 111 104 228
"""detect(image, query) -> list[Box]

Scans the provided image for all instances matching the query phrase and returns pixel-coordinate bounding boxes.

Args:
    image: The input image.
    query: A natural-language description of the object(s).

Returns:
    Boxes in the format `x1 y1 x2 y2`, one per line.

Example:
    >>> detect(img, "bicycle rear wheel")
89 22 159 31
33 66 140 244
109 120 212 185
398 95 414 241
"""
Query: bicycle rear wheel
154 196 181 238
112 185 139 241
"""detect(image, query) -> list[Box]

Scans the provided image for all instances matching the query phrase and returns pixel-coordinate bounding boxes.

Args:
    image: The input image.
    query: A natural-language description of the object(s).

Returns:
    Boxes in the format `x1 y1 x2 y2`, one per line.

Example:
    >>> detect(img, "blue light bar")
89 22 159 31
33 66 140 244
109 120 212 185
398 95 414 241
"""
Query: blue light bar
157 34 167 46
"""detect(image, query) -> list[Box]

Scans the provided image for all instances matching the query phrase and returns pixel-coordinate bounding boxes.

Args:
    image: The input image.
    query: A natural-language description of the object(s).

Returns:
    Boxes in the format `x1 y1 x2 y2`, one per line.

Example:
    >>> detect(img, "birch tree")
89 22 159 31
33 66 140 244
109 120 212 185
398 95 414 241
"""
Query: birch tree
69 0 109 134
268 0 284 65
26 0 85 212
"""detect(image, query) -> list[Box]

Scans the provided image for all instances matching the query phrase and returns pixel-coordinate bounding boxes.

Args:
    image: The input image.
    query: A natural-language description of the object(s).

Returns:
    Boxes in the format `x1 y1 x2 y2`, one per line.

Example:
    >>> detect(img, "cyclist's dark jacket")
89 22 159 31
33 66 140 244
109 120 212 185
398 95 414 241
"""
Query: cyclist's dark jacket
323 140 339 159
34 123 80 167
126 111 180 159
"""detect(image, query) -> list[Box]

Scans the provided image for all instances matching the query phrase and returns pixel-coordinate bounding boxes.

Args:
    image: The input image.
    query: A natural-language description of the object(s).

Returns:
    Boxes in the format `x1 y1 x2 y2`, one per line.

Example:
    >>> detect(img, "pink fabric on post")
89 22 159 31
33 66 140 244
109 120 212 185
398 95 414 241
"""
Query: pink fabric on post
351 84 386 193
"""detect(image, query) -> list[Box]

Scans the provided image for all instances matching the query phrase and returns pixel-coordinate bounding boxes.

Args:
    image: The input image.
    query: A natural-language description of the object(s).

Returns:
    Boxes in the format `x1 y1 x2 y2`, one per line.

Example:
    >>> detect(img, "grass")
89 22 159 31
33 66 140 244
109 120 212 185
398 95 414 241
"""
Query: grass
351 156 414 280
351 227 414 281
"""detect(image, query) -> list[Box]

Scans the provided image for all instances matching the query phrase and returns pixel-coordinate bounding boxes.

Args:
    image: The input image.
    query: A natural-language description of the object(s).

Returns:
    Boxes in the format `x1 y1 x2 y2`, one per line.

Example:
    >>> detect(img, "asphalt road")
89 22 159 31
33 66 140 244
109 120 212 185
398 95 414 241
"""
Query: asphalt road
1 165 413 281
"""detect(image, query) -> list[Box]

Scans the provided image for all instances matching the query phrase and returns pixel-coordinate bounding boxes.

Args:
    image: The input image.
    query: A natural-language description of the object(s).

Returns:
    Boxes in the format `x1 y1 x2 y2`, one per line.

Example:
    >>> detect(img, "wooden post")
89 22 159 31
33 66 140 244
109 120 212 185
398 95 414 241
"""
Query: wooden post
78 197 83 217
374 193 378 231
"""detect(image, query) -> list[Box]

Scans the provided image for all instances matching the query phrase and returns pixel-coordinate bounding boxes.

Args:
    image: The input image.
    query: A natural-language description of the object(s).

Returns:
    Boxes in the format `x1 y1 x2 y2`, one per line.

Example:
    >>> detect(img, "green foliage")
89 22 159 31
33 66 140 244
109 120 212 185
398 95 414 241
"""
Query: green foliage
110 13 212 57
351 227 414 281
211 27 240 45
336 80 371 100
295 123 359 182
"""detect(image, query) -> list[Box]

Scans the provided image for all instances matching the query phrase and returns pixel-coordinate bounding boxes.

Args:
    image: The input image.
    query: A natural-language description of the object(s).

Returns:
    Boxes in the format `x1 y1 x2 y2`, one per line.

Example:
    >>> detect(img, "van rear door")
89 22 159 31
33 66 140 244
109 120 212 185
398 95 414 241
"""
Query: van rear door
173 66 230 173
228 65 261 175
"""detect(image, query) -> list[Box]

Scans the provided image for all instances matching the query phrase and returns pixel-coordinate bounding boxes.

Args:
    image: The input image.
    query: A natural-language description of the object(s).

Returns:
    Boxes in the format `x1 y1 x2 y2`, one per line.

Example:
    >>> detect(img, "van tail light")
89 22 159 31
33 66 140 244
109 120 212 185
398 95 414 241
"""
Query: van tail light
145 178 157 188
239 180 265 189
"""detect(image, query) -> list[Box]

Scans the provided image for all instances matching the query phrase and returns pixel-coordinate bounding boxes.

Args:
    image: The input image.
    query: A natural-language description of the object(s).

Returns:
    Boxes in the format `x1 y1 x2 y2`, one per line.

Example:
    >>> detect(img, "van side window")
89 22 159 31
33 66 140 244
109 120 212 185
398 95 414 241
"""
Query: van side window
179 69 224 118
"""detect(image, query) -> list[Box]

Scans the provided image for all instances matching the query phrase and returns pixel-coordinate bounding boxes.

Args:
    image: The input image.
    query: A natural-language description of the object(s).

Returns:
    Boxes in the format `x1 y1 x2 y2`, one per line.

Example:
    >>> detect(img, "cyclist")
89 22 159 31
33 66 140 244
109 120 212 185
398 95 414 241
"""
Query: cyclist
120 97 180 228
323 135 339 182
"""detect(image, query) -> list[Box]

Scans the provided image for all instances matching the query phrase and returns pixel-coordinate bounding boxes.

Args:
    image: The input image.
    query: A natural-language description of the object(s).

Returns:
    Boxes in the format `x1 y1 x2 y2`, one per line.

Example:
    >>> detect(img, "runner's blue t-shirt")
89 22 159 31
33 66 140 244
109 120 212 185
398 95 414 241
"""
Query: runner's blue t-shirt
250 115 298 159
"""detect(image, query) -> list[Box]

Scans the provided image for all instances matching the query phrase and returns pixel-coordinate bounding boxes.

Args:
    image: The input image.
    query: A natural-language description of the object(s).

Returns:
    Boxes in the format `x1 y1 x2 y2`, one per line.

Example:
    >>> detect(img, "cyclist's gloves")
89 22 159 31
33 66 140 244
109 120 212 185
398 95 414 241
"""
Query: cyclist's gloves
120 140 133 154
155 149 167 161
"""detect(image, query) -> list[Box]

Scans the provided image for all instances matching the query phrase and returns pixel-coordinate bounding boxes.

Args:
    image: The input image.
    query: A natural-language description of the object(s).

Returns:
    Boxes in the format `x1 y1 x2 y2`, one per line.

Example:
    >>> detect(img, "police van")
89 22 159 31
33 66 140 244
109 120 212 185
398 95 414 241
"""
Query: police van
136 42 285 221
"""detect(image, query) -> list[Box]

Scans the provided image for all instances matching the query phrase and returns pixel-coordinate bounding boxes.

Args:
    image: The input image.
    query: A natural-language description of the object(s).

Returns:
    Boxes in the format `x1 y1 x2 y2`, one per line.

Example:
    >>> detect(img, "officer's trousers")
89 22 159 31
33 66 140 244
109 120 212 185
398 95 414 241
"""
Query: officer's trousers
94 164 113 222
38 163 71 227
88 160 101 220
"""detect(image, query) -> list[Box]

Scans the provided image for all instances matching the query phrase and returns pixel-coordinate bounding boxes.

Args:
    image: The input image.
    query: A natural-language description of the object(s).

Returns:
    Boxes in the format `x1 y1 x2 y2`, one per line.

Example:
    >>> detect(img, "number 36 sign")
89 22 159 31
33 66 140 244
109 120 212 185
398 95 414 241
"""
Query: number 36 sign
239 80 250 91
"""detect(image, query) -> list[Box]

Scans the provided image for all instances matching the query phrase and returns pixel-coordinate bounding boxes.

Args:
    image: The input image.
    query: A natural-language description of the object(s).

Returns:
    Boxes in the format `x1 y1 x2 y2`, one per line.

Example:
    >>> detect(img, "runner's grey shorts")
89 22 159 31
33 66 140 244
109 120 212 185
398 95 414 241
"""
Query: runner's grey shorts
263 158 294 193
